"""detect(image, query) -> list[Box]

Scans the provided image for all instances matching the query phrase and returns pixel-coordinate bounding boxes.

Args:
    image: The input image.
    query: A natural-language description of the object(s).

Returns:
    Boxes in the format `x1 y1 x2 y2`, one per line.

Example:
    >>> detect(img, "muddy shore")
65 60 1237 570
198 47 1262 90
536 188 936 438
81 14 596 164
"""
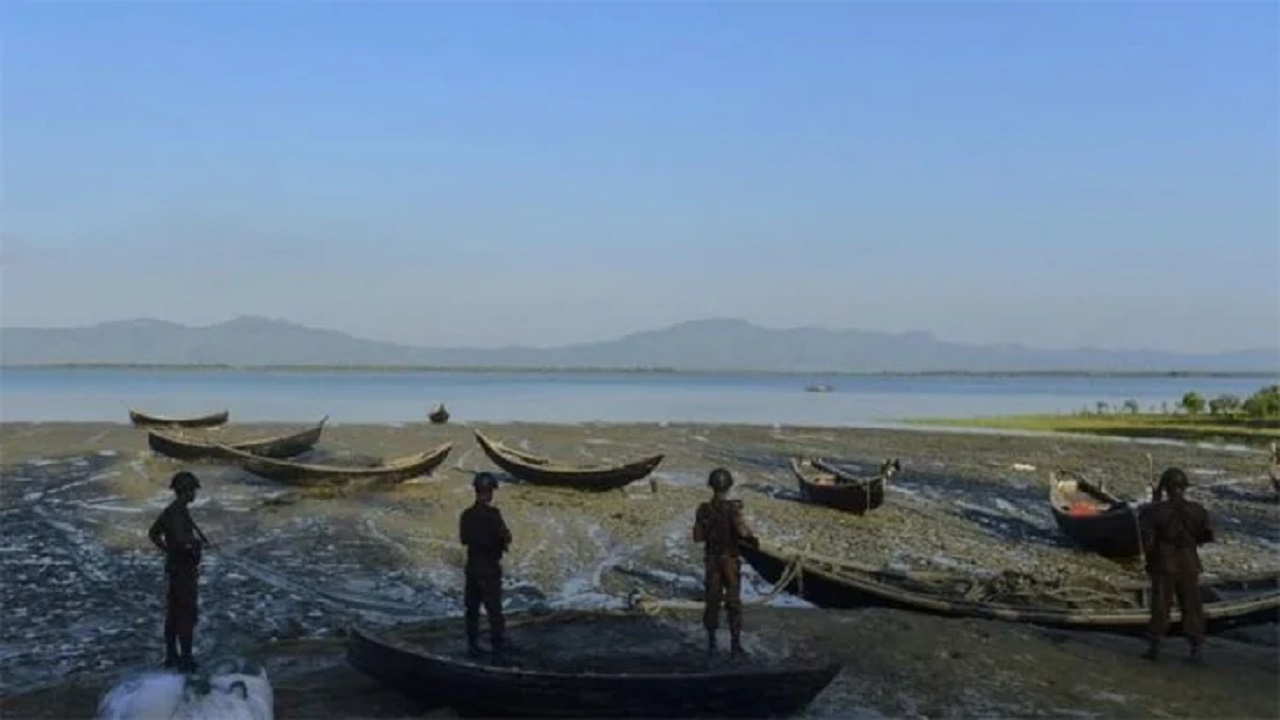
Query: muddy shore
1 421 1277 717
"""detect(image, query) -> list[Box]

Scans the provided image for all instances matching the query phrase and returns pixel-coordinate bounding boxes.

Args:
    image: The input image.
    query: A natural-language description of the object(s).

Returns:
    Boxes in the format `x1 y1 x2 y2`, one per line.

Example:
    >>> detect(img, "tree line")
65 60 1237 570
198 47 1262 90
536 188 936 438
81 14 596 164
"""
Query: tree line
1082 384 1280 418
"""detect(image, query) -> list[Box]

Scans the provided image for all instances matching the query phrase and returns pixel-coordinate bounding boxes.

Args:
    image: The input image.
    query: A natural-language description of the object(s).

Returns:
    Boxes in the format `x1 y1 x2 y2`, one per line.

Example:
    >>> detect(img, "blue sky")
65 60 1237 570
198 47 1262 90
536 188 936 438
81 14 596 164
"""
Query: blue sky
2 2 1276 352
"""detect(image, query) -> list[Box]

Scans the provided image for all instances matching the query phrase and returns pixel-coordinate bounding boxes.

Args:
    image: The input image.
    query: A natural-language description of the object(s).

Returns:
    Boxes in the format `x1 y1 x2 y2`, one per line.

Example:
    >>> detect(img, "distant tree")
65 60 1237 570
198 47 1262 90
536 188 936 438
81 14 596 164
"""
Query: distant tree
1122 399 1140 415
1242 385 1280 418
1161 402 1169 414
1180 391 1205 416
1208 394 1241 416
1095 401 1110 415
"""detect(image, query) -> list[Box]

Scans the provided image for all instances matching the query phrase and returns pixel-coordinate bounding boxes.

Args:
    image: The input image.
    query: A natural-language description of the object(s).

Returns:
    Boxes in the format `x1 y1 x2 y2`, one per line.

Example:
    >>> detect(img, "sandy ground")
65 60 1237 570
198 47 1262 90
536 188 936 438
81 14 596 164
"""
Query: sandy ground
1 420 1277 718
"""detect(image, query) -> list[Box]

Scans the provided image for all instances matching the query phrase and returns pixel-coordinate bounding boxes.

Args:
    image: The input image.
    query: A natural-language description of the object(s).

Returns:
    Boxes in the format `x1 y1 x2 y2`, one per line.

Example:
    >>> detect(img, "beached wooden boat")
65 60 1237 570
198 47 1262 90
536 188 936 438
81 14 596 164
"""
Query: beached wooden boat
1048 473 1143 558
473 430 664 492
128 408 229 428
147 417 329 462
428 403 450 424
738 541 1280 637
214 442 453 486
347 610 842 718
792 458 898 514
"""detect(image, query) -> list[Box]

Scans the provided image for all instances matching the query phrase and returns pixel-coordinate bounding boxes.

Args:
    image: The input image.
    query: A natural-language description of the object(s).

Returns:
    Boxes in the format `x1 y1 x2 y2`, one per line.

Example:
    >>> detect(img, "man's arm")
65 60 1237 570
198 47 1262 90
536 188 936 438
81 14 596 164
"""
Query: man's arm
148 511 168 553
731 503 759 547
1195 506 1215 545
498 512 513 551
692 505 706 543
459 512 471 547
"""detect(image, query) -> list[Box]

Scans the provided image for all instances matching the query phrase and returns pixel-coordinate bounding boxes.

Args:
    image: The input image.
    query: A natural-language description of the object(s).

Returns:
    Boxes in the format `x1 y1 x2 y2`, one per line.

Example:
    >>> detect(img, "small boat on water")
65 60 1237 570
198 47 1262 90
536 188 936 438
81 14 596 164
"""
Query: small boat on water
792 457 898 515
214 442 453 486
347 610 842 718
128 408 230 428
804 384 833 393
147 417 328 462
428 403 450 424
473 430 664 492
738 541 1280 636
1048 472 1145 558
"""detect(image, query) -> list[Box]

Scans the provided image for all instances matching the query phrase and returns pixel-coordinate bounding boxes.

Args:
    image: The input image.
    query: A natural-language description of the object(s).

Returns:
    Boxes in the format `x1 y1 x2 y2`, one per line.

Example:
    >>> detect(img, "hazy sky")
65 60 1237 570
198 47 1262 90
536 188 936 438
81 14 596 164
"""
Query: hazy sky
3 2 1276 352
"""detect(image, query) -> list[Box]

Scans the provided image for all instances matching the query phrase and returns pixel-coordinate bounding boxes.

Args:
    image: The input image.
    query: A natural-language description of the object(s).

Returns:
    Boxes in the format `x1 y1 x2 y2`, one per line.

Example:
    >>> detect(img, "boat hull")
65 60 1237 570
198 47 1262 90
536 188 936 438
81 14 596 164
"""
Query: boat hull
128 408 229 428
474 430 663 492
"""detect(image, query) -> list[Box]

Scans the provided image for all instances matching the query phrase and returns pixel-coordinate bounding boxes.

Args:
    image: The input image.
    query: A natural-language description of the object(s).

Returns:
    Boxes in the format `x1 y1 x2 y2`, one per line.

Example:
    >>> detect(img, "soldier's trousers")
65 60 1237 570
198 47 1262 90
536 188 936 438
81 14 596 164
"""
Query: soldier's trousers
165 561 199 655
1148 570 1204 644
703 554 742 635
465 567 505 645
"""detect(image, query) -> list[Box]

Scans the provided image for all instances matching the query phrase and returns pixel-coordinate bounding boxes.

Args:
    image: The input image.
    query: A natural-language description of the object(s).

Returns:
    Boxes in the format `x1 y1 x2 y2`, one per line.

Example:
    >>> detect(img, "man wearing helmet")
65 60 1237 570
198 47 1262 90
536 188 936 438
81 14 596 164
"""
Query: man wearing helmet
1139 467 1215 663
693 467 759 656
148 471 207 672
459 472 513 659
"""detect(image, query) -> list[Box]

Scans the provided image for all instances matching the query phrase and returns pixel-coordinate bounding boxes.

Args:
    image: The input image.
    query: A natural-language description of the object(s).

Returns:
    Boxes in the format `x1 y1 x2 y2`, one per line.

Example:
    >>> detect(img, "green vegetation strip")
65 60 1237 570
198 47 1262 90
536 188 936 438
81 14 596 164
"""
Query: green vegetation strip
907 414 1280 444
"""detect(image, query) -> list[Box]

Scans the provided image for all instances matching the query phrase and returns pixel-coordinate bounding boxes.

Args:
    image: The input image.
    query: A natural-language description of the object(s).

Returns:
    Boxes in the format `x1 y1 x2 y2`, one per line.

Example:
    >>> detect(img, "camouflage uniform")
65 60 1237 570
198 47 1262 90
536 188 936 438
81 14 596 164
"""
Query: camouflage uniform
149 493 203 670
1139 481 1214 660
460 493 512 654
694 493 755 653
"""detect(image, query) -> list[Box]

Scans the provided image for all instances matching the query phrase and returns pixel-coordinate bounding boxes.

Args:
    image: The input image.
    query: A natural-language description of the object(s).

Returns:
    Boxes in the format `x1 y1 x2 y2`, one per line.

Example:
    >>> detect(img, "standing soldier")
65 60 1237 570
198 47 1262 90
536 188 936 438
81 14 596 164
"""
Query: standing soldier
148 471 207 672
1139 467 1215 663
459 472 512 659
692 468 759 657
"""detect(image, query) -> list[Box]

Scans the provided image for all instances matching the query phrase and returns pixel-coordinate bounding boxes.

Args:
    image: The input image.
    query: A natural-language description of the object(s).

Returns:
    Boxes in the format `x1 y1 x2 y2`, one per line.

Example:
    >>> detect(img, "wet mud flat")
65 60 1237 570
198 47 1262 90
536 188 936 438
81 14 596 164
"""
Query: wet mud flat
1 421 1277 717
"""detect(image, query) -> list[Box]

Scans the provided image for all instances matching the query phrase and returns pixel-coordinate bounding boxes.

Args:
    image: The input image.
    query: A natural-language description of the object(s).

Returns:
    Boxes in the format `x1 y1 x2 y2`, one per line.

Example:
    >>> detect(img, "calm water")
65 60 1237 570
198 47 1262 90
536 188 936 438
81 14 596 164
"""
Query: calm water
0 368 1270 427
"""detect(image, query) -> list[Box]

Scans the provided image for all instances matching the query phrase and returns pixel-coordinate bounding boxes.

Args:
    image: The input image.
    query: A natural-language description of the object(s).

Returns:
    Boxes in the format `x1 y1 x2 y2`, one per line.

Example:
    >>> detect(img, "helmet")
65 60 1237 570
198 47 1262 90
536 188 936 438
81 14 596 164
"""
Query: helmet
473 472 500 492
708 467 734 492
1159 467 1190 493
170 471 201 492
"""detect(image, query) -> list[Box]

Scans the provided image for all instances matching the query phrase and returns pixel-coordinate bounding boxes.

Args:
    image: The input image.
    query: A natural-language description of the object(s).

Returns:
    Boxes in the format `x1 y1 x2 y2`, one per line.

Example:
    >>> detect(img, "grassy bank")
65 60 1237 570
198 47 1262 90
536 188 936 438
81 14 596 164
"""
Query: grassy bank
908 413 1280 445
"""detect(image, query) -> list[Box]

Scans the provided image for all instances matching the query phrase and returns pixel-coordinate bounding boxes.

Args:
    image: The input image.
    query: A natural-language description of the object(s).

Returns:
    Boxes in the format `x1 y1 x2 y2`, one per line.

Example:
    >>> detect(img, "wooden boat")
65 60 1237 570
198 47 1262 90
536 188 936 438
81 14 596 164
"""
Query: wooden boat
347 610 842 718
473 430 664 492
1048 472 1143 558
128 408 229 428
213 442 453 486
428 403 450 424
738 541 1280 637
147 417 328 462
804 384 833 393
792 457 898 514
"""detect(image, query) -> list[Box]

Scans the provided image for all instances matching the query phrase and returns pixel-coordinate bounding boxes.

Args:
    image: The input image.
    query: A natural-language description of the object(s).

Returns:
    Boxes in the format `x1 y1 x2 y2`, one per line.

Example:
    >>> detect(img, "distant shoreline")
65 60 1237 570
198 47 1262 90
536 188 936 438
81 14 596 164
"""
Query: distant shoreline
0 363 1274 379
906 412 1280 445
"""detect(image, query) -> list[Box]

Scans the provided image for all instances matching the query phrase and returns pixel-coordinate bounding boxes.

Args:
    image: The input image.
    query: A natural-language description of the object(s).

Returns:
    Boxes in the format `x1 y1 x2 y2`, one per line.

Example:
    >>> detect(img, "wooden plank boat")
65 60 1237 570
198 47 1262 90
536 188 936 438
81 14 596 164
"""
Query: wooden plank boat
804 384 833 393
128 408 229 428
1048 472 1143 558
347 610 842 718
792 458 898 514
213 442 453 486
147 417 328 461
738 541 1280 636
428 403 450 424
473 430 664 492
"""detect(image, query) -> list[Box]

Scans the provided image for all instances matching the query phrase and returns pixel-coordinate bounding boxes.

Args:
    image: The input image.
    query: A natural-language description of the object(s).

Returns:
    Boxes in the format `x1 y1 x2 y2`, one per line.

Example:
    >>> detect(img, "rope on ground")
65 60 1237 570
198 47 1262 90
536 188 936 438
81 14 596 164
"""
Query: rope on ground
626 553 807 616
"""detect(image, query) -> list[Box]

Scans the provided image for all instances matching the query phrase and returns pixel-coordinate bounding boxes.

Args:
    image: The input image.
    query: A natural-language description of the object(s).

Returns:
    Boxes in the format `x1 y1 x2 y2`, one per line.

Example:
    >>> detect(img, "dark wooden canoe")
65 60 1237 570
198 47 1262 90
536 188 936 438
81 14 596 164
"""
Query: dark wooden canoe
347 610 842 718
147 417 328 461
738 541 1280 637
428 403 450 424
1048 473 1143 558
792 457 897 514
128 408 229 428
474 430 664 492
214 442 452 486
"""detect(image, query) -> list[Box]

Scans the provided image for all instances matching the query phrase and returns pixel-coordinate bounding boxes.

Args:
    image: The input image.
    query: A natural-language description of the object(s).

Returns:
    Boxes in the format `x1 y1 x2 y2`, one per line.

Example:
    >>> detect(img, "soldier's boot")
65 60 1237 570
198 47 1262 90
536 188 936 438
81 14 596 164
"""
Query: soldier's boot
177 632 197 673
729 616 745 657
1140 640 1159 661
706 630 718 656
1189 642 1203 665
164 624 179 668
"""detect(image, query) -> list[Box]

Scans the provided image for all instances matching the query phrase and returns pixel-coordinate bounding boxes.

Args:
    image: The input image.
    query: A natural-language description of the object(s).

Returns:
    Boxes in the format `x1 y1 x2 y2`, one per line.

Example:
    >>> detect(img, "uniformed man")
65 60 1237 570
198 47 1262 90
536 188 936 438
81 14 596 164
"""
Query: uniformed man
1139 467 1215 663
692 467 759 656
459 472 512 658
148 471 206 672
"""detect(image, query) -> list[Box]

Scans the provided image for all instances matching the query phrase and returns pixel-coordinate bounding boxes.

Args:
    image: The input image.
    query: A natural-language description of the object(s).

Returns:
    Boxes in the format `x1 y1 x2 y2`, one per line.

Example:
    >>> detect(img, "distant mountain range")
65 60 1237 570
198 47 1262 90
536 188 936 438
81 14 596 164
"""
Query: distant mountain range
1 316 1276 373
